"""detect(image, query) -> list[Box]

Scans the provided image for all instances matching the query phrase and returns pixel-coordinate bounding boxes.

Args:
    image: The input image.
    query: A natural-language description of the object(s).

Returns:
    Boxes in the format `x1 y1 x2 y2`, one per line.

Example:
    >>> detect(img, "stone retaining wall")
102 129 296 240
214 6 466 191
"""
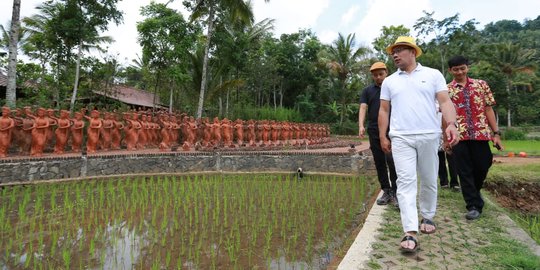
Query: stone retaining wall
0 150 373 184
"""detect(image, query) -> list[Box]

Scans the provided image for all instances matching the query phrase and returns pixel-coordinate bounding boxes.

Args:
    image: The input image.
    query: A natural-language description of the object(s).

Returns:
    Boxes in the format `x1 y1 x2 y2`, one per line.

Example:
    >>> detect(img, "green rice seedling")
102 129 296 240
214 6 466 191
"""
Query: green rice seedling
89 237 96 257
166 249 172 268
62 248 71 269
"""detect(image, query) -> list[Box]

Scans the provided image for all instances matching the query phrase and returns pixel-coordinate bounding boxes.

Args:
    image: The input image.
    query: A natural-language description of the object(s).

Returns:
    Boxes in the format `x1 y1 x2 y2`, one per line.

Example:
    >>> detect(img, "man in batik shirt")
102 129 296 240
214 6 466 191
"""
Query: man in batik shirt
447 55 504 220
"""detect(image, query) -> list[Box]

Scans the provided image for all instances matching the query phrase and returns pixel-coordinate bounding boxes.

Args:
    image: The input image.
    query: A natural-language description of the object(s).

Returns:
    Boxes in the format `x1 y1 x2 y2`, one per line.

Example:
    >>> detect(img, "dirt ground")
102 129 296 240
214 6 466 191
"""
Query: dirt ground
486 156 540 214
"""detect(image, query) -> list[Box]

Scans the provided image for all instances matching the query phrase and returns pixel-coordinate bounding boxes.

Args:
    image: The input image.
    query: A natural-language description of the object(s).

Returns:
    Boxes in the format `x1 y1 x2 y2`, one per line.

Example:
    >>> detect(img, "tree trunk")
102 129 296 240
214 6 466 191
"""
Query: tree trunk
218 96 223 117
273 84 276 110
226 89 229 118
69 41 83 112
153 70 161 110
279 81 283 108
196 5 215 119
506 83 511 127
6 0 21 108
169 81 173 114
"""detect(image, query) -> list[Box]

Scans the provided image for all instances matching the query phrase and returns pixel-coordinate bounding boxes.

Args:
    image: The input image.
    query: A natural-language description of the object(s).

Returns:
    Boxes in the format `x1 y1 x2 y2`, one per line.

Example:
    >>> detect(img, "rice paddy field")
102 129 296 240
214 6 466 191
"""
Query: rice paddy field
0 174 374 269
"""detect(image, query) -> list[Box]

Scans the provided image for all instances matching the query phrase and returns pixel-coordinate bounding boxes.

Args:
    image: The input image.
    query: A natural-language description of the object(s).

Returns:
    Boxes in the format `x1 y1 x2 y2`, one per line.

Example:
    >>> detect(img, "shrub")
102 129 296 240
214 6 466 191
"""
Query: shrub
502 128 526 140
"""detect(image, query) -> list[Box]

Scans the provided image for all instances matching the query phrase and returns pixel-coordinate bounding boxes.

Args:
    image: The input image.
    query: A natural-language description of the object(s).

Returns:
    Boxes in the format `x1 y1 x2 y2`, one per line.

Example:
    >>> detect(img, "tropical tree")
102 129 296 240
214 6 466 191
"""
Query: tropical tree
371 25 410 63
414 11 462 76
319 33 370 128
137 2 200 112
478 42 537 127
61 0 123 112
5 0 21 108
187 0 270 119
211 17 274 116
22 2 69 105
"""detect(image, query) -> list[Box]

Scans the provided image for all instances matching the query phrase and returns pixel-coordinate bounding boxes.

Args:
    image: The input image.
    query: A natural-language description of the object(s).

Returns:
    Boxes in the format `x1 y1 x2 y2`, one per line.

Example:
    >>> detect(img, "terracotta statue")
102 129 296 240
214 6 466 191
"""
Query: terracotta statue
11 108 30 154
170 115 180 147
30 108 50 156
138 114 149 149
262 120 271 145
182 116 197 151
123 112 137 151
293 123 301 145
234 119 244 146
158 114 171 151
52 110 71 154
85 110 102 153
70 112 85 152
211 117 222 146
100 112 114 151
46 109 57 150
111 113 124 150
270 120 280 144
200 117 212 147
153 115 161 147
221 118 233 147
281 121 290 144
246 119 256 147
0 107 15 158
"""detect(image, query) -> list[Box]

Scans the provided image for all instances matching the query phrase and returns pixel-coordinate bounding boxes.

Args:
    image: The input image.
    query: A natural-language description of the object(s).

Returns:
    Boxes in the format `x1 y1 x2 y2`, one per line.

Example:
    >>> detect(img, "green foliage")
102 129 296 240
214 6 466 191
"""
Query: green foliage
229 105 302 122
502 128 527 140
330 119 358 135
371 25 410 64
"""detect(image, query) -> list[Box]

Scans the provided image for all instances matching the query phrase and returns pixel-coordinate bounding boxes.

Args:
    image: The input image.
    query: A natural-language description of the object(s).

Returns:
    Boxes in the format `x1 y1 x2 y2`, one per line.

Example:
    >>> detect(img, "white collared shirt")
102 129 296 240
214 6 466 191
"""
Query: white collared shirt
380 63 448 136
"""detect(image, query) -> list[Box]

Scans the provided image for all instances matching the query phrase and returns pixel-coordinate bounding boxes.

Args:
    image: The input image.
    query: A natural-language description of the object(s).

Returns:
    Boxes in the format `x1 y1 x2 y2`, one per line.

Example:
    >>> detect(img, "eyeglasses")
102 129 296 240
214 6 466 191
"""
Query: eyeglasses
391 47 410 55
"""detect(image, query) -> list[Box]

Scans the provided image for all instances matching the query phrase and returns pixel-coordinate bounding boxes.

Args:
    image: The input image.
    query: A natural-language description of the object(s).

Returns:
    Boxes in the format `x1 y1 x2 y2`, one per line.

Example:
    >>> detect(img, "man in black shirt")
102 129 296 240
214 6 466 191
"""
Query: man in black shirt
359 62 397 205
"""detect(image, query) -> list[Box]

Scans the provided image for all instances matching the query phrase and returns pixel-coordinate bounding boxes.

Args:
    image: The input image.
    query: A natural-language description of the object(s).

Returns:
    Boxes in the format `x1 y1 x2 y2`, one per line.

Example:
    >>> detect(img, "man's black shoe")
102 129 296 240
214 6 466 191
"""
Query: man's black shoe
377 191 393 205
466 208 481 220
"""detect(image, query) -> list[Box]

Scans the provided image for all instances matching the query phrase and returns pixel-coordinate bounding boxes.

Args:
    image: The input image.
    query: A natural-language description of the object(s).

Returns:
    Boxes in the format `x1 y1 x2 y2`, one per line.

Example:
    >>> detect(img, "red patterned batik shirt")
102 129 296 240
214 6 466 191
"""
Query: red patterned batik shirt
448 77 496 141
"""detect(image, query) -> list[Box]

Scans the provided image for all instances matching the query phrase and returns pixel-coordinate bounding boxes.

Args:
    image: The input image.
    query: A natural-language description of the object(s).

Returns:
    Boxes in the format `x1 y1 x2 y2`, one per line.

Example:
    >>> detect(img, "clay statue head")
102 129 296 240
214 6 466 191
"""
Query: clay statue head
2 106 10 116
37 108 46 116
60 110 70 118
91 110 100 118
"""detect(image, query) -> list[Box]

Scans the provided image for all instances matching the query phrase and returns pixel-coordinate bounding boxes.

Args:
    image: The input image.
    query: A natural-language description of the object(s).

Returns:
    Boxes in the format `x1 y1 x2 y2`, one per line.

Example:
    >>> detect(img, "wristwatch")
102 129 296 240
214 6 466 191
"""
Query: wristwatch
447 121 459 128
493 130 501 136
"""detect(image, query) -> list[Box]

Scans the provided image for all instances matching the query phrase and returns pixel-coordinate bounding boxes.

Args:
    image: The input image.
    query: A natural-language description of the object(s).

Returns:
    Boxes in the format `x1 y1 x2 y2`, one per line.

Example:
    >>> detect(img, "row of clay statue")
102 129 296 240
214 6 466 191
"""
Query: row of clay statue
0 106 331 158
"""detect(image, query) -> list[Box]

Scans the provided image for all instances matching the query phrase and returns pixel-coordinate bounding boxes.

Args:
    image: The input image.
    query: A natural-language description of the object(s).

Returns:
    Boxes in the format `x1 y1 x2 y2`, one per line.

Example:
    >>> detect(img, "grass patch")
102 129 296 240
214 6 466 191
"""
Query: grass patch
369 186 539 269
488 162 540 183
491 140 540 156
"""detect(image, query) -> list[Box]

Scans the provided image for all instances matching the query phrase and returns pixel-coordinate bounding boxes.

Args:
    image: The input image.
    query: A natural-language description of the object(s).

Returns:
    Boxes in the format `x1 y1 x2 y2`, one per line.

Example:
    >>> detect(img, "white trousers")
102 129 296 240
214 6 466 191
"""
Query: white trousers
390 133 440 233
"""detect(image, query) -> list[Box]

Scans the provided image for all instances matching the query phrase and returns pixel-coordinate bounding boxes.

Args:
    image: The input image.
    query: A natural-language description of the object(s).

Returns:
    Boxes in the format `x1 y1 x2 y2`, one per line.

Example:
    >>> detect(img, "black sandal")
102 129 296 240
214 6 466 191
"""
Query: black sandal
400 235 418 252
420 218 436 234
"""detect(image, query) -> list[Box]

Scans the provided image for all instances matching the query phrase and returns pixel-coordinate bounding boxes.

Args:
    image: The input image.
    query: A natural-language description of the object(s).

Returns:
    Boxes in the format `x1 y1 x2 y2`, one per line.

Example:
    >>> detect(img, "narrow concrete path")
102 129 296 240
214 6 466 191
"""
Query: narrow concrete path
338 189 540 269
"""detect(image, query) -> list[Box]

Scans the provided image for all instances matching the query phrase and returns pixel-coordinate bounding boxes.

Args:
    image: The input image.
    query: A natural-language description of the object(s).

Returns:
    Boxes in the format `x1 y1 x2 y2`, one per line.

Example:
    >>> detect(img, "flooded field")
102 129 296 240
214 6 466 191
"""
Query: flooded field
0 174 373 269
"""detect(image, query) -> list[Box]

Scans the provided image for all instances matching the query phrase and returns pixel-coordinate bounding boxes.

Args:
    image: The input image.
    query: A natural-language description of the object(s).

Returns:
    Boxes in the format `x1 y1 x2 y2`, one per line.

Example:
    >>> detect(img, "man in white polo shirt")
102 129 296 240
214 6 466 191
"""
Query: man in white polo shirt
378 36 459 253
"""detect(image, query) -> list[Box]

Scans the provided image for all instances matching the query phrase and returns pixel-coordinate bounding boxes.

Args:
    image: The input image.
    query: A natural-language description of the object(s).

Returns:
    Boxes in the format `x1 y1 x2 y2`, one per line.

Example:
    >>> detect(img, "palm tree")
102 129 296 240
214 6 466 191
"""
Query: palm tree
22 2 64 105
189 0 270 119
486 42 537 127
5 0 21 108
319 33 370 127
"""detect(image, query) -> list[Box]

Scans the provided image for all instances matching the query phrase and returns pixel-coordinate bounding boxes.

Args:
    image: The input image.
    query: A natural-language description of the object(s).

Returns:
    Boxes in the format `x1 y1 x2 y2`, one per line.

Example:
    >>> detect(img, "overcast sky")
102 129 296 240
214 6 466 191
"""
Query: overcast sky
1 0 539 66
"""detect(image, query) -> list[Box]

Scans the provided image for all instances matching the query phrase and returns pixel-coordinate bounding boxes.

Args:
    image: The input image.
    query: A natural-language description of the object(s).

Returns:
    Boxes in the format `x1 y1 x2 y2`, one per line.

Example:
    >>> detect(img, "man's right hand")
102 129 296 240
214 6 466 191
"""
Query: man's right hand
359 126 365 139
380 136 392 153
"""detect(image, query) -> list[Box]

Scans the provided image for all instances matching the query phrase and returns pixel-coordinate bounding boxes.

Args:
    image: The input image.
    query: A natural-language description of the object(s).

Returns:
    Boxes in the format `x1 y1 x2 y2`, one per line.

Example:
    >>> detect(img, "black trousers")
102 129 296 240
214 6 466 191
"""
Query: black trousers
438 150 459 187
452 140 493 212
368 130 397 193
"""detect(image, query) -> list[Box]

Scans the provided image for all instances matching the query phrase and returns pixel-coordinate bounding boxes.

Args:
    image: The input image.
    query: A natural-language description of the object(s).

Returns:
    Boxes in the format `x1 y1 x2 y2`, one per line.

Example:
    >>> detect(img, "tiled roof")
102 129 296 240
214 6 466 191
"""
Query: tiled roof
93 85 165 108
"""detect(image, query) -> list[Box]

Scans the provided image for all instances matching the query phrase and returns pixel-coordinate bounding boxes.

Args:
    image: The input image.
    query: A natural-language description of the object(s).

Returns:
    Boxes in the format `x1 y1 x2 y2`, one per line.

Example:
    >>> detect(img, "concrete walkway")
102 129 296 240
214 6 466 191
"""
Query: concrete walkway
338 188 540 269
